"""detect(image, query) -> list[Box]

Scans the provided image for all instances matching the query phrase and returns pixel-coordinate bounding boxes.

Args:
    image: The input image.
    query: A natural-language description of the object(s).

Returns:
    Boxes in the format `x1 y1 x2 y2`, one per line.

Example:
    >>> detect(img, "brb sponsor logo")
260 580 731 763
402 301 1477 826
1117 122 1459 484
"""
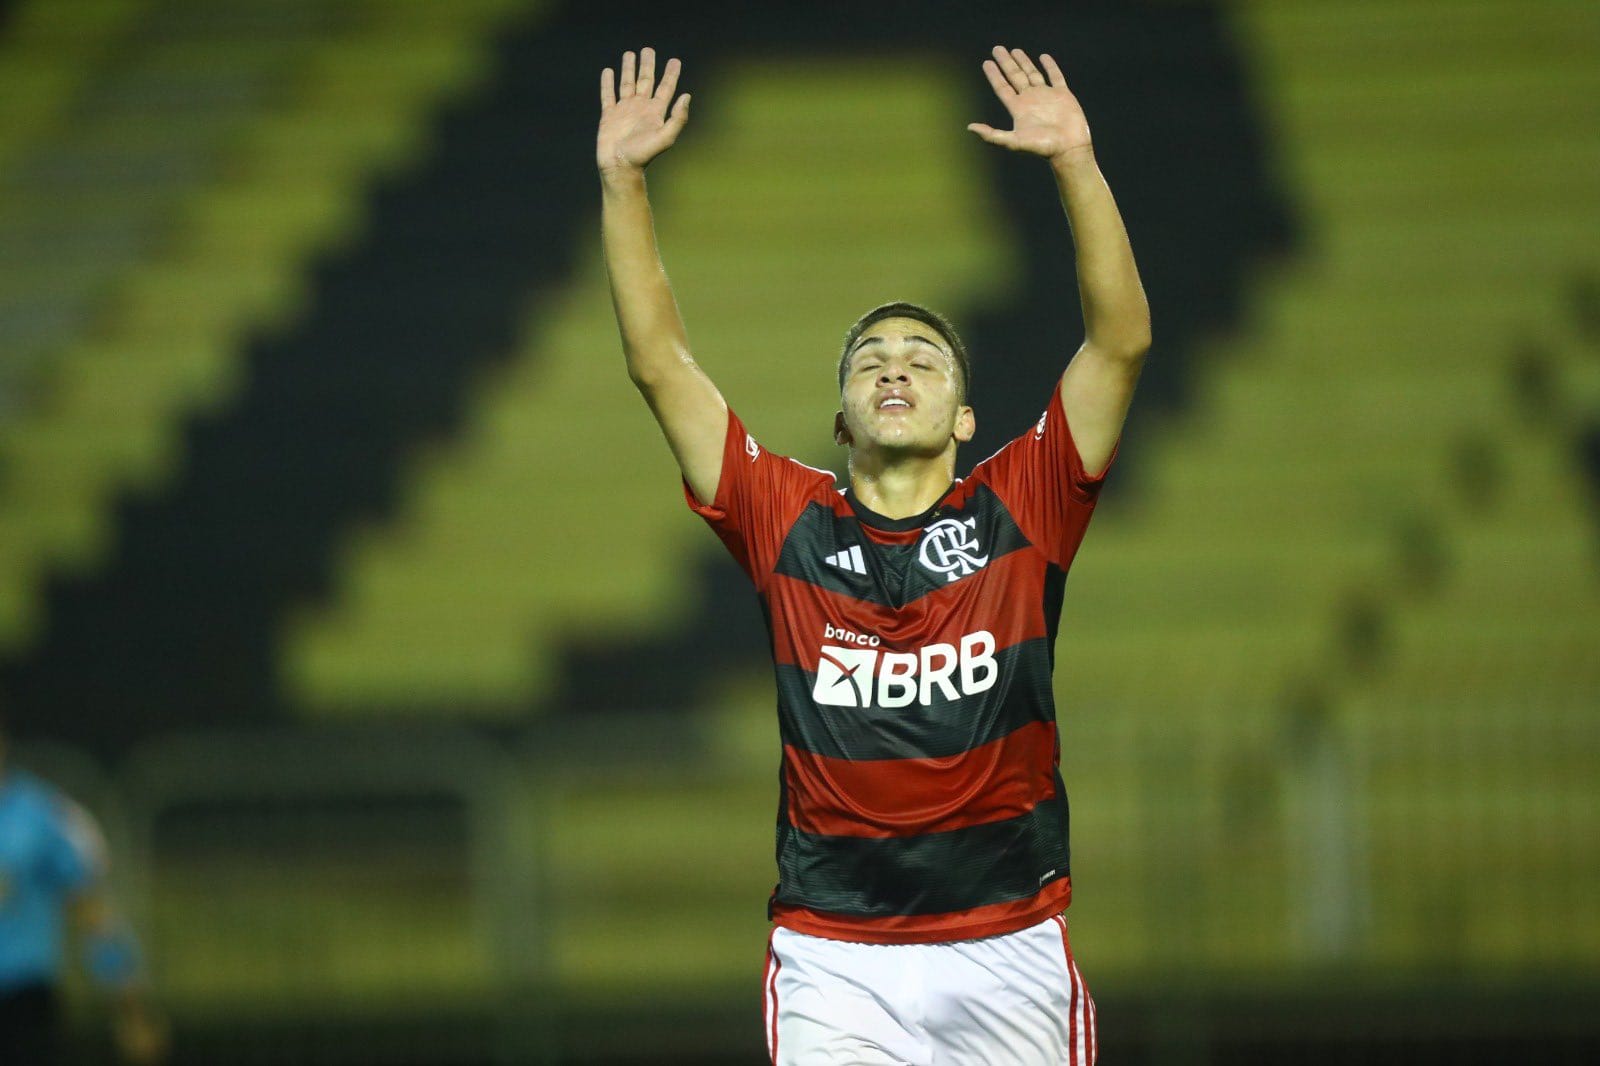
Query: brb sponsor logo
813 625 997 708
917 516 989 583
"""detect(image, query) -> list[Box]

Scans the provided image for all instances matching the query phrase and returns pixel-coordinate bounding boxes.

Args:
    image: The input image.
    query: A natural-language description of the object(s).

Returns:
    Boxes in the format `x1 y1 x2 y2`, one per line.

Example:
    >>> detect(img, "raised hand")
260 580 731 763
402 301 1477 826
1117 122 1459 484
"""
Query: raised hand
597 47 690 175
967 45 1092 163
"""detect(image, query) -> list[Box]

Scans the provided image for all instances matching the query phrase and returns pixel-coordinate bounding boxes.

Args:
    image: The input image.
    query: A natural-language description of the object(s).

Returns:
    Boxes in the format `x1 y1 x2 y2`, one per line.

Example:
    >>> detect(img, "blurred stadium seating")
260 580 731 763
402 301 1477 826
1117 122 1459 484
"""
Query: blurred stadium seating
0 0 527 648
1 0 1596 1063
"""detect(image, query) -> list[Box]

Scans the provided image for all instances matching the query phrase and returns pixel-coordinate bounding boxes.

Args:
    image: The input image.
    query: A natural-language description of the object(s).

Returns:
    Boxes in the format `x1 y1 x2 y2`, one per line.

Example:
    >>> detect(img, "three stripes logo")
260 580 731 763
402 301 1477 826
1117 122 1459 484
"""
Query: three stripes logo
824 544 866 575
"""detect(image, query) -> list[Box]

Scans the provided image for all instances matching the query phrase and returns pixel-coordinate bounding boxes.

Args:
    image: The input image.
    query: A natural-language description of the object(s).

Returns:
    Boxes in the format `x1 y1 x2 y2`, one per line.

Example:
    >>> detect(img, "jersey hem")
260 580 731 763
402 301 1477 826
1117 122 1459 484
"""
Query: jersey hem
770 877 1073 945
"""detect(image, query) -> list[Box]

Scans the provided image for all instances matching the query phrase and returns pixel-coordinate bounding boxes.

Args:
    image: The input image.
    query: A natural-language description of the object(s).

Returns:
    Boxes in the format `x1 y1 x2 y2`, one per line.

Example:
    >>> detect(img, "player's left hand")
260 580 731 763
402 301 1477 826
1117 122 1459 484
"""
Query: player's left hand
112 993 170 1065
967 45 1092 163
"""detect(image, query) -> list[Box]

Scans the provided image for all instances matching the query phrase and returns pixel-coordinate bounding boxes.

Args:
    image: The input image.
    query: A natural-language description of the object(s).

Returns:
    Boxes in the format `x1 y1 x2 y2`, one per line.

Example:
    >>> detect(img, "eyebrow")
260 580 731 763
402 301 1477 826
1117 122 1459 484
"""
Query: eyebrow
849 334 948 360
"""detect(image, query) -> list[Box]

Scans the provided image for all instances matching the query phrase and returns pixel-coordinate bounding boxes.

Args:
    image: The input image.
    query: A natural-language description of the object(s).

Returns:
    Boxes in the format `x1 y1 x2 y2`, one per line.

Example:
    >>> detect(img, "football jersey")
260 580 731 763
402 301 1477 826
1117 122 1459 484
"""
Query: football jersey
684 378 1116 944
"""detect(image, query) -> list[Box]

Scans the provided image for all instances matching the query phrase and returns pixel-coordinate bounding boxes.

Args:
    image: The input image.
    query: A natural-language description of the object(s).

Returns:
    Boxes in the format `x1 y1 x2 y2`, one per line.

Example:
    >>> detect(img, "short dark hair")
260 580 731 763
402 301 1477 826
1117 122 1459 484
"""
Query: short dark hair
838 301 971 403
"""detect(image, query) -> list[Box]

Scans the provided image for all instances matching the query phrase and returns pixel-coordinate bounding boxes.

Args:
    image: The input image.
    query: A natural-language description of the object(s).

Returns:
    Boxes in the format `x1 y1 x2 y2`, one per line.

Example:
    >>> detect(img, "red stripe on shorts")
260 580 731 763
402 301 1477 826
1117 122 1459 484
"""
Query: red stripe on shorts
764 929 781 1063
1056 914 1086 1065
1072 955 1093 1064
1085 962 1097 1064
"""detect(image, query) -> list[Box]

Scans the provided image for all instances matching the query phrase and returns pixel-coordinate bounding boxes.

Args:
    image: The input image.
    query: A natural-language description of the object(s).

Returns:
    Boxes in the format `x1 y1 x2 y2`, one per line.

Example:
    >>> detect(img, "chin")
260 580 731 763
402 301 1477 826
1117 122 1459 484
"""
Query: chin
874 435 942 459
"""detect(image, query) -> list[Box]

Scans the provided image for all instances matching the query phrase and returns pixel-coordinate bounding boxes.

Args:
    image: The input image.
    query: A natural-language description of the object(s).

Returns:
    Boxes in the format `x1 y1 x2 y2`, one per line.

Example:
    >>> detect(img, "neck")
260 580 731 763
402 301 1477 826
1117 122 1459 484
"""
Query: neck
847 449 955 519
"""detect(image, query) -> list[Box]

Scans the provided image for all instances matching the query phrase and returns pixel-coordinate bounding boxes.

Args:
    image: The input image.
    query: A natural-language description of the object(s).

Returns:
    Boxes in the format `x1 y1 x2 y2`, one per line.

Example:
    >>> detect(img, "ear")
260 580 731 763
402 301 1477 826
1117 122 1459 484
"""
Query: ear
953 404 976 444
833 410 852 447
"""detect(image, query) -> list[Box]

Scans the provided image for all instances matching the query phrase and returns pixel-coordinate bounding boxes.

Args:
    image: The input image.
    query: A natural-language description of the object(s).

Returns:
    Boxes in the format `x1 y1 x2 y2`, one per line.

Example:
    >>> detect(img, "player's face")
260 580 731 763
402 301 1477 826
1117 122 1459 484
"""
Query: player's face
836 318 974 458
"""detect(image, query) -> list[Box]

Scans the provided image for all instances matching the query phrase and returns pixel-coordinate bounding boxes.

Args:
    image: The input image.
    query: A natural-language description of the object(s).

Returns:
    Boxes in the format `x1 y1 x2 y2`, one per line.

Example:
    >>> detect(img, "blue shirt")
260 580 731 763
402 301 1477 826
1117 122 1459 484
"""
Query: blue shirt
0 770 103 991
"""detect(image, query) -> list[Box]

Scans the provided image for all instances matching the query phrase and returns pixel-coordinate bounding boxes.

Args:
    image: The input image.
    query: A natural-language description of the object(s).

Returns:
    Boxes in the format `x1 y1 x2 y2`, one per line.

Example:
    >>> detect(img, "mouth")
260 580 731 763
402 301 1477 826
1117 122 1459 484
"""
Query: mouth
877 392 913 412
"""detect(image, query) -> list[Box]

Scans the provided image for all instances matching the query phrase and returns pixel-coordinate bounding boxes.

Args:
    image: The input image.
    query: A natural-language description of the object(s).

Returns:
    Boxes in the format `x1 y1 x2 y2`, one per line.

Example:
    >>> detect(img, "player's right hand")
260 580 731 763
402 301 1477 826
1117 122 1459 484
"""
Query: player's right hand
597 47 690 175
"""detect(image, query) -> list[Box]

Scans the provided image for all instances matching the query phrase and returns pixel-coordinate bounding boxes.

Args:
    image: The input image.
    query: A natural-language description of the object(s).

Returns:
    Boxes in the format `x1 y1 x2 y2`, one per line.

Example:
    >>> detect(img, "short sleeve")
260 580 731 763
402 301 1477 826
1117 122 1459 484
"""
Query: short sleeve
40 794 107 894
683 408 834 589
969 378 1119 568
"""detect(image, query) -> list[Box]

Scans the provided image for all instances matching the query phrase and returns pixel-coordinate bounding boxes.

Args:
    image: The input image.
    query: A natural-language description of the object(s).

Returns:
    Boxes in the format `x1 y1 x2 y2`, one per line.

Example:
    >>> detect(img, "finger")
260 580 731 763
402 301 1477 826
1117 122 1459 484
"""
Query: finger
619 50 636 98
655 56 681 102
967 123 1016 149
992 44 1029 93
981 59 1015 99
1040 53 1067 89
638 46 656 97
1011 47 1046 87
600 67 615 109
665 93 691 138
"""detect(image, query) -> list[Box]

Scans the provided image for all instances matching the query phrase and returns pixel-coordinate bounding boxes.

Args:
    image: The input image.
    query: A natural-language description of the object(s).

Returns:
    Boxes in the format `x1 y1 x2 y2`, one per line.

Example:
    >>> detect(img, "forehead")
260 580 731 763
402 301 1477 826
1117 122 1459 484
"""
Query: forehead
848 317 952 361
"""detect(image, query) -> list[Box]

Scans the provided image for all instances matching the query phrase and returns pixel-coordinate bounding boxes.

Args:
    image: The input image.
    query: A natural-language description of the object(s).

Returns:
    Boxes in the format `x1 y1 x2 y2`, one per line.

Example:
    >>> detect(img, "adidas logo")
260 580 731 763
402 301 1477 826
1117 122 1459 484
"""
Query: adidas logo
824 545 866 575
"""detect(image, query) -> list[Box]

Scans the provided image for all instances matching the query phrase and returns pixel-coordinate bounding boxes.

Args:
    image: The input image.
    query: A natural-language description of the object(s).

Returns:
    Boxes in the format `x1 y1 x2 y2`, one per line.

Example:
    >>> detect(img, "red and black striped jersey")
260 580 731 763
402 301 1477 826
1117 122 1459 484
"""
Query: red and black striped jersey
684 379 1116 944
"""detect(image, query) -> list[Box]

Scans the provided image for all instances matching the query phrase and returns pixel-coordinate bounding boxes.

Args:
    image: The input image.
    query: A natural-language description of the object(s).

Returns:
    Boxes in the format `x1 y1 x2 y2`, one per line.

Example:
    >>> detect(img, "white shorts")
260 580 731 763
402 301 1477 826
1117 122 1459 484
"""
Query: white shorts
761 912 1097 1065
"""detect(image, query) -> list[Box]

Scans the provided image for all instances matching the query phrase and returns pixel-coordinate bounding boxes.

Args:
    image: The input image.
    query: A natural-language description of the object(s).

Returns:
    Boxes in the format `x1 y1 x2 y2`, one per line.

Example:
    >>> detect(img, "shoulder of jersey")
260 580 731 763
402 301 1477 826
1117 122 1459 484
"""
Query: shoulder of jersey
777 453 839 488
746 432 838 484
1 771 58 811
793 458 838 481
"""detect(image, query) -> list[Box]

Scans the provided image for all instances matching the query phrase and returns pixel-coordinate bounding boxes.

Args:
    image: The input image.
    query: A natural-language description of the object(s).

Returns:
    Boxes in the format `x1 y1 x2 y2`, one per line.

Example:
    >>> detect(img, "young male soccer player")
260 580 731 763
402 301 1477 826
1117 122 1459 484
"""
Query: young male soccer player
598 44 1149 1064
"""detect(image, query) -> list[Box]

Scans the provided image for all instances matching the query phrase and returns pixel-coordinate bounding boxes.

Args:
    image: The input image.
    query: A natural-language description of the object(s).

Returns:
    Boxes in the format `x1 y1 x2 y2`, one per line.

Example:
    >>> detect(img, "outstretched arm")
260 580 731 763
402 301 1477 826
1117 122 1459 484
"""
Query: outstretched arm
969 45 1151 478
598 47 728 505
69 891 169 1064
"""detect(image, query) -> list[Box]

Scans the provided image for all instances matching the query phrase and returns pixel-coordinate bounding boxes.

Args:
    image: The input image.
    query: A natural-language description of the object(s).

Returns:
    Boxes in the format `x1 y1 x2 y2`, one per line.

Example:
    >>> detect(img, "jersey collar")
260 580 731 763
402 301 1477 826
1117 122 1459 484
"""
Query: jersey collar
842 480 958 532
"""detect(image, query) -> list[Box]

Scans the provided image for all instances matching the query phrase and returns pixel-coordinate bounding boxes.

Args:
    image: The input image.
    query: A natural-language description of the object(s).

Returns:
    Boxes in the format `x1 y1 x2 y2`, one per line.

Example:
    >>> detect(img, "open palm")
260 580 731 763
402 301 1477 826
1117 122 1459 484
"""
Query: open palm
968 45 1092 162
597 47 690 174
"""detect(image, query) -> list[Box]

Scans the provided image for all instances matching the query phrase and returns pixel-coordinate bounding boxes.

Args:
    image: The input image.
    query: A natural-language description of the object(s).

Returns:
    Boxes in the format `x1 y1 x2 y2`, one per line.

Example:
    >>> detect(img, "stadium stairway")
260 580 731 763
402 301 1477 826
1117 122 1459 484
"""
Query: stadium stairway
0 0 533 740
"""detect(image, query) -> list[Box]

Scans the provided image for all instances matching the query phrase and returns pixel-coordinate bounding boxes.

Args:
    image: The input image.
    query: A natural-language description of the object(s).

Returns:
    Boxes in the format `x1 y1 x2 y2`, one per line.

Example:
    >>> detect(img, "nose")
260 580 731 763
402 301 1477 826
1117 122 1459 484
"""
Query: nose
877 363 910 385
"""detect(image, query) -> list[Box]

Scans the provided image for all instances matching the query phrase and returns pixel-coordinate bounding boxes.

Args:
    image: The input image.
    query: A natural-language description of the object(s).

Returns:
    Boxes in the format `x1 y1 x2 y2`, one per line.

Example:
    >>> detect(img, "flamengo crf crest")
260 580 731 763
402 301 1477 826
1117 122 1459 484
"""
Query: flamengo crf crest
917 516 989 583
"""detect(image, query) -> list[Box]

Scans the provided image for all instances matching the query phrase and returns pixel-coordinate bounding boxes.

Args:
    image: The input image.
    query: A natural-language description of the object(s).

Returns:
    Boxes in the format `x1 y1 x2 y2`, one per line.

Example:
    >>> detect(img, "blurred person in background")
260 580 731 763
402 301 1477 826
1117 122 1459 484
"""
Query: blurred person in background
600 43 1147 1064
0 718 168 1065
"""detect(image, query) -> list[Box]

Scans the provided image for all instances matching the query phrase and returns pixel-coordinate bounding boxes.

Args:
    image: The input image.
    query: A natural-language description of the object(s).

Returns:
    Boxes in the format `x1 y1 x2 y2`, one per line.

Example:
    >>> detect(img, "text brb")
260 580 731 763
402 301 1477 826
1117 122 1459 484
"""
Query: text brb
812 630 997 708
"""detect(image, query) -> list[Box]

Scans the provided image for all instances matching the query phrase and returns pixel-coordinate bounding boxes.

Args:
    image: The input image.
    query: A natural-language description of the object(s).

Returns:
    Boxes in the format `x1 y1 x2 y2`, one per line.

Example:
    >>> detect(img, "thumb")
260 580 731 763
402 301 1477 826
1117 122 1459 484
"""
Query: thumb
667 92 691 133
966 122 1014 148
